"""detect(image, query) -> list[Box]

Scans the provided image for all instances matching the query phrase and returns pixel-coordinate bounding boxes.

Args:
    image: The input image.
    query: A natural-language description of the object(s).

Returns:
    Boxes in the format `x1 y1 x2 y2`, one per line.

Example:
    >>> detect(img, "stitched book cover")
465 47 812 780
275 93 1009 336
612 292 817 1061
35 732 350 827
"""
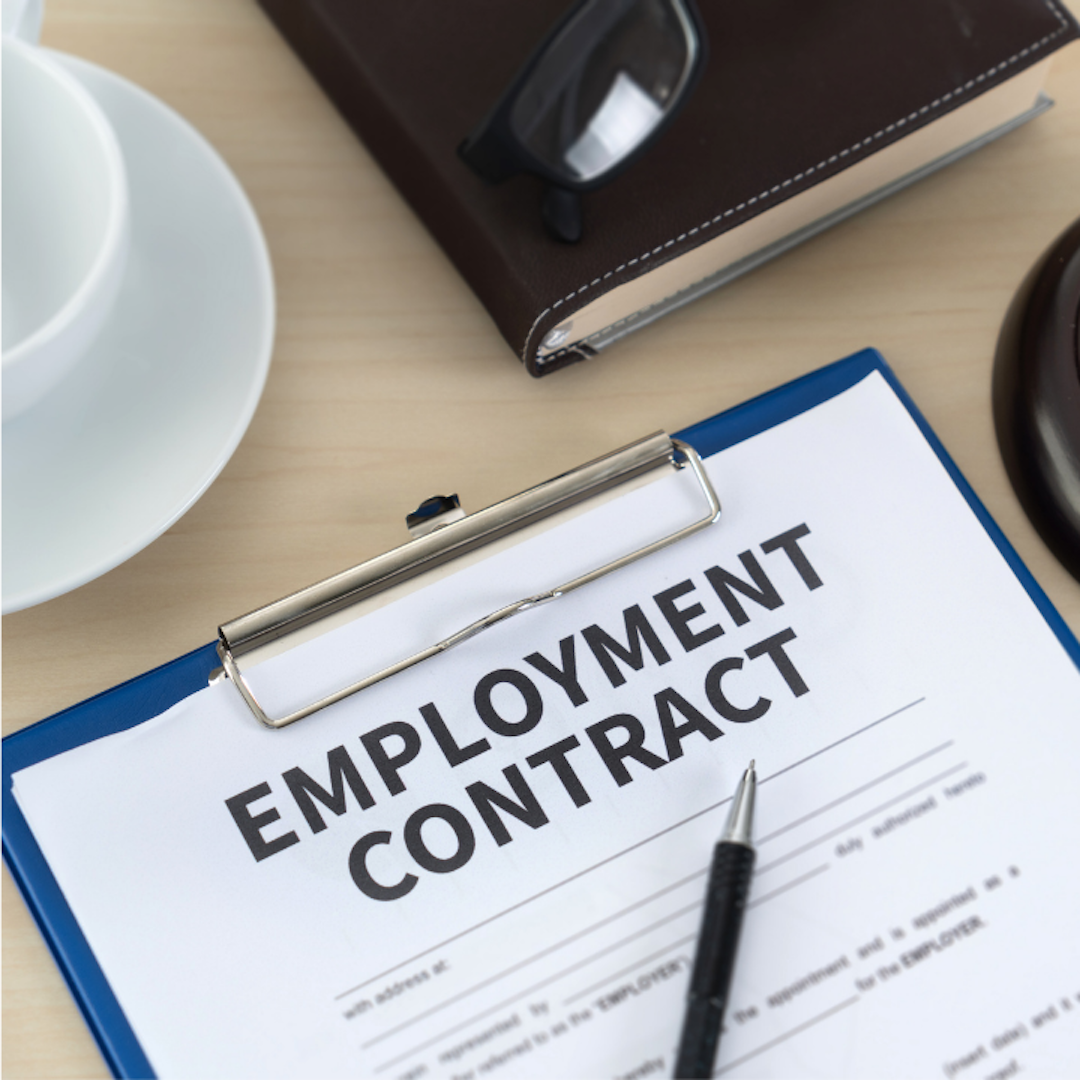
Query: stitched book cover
257 0 1078 375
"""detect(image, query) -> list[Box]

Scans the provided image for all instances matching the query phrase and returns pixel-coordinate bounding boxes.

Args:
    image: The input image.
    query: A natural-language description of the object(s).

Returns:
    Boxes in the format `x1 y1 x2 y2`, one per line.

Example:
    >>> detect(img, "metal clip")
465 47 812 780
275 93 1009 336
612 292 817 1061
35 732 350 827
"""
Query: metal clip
218 434 720 729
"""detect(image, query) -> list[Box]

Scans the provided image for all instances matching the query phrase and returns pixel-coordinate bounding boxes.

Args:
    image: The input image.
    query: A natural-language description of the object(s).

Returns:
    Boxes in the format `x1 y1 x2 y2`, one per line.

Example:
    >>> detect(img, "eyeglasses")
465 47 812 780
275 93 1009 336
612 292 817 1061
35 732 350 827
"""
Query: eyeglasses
459 0 707 243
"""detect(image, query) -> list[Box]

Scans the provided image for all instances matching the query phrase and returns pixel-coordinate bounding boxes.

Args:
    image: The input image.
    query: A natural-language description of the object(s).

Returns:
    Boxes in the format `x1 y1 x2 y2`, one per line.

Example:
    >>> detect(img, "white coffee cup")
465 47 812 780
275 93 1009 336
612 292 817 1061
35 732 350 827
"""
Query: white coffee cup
2 35 129 421
1 0 43 42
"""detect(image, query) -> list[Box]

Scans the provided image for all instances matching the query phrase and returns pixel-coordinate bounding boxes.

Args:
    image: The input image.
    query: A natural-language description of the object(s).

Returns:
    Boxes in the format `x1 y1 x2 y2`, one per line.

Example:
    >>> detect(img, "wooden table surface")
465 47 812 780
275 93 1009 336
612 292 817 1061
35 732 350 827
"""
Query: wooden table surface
4 1 1080 1075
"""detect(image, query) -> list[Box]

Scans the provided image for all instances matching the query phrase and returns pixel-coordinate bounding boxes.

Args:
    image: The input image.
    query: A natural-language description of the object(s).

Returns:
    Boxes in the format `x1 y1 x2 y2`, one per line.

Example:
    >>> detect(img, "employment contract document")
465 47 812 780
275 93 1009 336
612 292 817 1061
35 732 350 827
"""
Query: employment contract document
14 372 1080 1078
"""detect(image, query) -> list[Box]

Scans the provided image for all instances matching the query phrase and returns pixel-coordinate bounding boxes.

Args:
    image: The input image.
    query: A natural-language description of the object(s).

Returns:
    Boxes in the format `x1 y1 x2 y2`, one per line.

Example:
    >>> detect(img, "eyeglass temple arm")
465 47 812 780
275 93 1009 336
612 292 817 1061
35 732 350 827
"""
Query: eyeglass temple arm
543 185 583 243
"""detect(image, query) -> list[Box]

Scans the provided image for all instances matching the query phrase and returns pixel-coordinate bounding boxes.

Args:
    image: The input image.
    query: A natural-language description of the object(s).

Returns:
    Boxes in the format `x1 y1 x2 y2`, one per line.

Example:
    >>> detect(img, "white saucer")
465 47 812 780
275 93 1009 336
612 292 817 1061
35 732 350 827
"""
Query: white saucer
2 52 274 614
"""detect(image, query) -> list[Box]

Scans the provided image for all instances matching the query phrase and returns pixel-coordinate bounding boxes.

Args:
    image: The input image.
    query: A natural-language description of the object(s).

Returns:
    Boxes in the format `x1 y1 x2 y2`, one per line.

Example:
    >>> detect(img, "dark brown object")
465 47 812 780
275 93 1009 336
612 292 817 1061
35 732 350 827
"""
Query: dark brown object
256 0 1078 374
993 217 1080 582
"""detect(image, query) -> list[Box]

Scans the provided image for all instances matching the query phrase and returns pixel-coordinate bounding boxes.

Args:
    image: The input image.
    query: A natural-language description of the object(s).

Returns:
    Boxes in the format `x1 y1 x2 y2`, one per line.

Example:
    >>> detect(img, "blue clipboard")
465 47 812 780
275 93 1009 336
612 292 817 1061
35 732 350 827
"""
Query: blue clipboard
5 348 1079 1079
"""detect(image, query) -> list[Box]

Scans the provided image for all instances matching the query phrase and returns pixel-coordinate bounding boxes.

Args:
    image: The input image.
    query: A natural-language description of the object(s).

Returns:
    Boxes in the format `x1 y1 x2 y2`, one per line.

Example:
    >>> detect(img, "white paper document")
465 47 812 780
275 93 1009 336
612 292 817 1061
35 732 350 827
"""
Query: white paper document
14 372 1080 1078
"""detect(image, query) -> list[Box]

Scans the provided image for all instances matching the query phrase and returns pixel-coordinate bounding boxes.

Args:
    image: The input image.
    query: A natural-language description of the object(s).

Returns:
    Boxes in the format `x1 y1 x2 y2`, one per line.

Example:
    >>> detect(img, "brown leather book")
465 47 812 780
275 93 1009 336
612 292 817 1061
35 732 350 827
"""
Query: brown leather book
257 0 1078 376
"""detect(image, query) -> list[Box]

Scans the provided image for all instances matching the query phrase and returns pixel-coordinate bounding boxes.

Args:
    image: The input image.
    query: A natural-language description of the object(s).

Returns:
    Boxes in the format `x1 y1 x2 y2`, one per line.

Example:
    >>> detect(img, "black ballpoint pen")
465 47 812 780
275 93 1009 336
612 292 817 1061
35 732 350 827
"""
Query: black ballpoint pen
674 761 757 1079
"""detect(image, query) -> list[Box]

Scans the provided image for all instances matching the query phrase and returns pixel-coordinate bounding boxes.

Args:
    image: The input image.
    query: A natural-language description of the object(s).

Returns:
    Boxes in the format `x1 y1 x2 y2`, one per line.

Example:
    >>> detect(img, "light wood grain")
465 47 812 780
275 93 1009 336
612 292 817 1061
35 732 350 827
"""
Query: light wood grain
4 1 1080 1075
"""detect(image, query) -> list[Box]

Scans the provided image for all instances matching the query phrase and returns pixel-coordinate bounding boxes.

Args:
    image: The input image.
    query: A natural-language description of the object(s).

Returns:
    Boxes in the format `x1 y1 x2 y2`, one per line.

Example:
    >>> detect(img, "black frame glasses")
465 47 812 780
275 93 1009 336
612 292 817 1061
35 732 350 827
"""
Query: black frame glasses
459 0 708 243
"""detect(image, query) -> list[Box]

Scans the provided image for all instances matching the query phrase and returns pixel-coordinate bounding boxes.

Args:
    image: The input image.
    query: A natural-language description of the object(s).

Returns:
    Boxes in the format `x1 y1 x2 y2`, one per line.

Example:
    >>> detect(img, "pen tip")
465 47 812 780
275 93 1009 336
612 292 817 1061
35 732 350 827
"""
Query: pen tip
721 762 756 845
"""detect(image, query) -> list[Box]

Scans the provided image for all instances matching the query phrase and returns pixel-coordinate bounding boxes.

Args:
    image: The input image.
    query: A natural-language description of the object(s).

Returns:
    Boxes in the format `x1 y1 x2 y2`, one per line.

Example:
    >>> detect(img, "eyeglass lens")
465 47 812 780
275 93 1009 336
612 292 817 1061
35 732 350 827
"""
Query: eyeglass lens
509 0 699 183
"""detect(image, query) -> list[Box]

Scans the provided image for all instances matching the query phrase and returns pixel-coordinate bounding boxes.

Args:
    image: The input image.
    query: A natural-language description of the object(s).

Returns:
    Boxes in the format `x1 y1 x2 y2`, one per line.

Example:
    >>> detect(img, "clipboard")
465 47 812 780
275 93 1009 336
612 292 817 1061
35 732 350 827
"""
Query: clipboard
5 347 1079 1080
